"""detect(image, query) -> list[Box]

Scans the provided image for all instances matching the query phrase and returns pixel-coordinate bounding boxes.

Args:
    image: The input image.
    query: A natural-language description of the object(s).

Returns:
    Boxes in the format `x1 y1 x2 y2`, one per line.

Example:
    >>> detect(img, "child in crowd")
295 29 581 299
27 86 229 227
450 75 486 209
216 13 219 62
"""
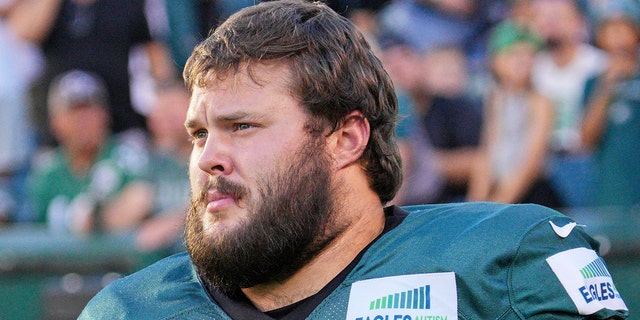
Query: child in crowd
468 21 562 208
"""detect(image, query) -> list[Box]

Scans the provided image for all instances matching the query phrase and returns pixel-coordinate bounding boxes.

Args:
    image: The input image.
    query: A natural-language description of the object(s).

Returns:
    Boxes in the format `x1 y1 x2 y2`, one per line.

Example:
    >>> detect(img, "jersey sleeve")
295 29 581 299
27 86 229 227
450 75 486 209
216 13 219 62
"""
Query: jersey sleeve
79 253 226 320
509 213 629 319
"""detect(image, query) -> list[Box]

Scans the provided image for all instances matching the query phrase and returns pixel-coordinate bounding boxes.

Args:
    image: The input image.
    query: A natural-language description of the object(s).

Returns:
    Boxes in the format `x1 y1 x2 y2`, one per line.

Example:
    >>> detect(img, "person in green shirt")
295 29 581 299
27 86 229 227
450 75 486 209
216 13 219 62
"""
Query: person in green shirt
28 69 147 235
581 8 640 208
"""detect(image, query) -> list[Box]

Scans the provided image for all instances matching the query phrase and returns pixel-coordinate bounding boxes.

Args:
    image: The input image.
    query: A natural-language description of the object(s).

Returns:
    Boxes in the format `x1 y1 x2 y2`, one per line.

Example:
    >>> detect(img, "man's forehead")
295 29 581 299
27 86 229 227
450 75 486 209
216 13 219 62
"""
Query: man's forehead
191 61 293 91
185 64 301 124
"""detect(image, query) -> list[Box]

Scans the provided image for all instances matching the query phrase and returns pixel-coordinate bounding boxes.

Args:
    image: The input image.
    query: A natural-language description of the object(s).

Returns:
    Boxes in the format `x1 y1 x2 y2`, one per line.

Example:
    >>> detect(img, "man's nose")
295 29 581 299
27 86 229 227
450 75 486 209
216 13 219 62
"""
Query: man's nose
197 135 233 176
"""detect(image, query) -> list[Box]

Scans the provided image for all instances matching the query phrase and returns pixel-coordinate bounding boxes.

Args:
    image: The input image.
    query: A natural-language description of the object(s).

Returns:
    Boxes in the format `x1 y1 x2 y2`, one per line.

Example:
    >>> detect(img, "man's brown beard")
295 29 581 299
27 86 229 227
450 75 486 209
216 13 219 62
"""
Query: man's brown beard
185 136 344 295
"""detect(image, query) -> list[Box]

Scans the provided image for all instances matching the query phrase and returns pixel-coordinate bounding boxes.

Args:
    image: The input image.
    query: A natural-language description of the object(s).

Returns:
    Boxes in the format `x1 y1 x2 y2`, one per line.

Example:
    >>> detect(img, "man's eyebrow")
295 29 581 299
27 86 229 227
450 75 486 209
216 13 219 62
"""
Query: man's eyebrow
216 111 265 122
184 119 202 129
215 111 256 122
185 112 267 128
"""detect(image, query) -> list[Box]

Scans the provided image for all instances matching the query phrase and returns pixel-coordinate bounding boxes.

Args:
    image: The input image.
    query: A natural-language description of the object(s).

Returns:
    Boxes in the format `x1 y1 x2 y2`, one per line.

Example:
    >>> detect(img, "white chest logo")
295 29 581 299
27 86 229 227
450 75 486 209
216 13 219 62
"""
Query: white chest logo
346 272 457 320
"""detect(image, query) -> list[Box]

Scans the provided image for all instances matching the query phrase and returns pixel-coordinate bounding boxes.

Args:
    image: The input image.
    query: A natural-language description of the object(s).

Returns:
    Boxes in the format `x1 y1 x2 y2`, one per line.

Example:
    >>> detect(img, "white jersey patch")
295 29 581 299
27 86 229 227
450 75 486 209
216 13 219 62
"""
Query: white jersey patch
546 247 628 315
346 272 457 320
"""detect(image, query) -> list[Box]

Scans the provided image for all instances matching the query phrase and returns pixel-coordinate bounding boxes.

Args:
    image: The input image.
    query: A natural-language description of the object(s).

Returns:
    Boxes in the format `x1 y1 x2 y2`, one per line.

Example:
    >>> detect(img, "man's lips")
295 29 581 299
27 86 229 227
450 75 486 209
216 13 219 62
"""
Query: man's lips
205 190 237 212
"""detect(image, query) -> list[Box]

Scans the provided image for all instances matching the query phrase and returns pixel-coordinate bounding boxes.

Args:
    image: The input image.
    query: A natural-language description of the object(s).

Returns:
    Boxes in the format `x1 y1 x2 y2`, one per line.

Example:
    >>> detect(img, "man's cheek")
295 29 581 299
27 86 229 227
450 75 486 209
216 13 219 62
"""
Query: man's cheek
188 166 209 194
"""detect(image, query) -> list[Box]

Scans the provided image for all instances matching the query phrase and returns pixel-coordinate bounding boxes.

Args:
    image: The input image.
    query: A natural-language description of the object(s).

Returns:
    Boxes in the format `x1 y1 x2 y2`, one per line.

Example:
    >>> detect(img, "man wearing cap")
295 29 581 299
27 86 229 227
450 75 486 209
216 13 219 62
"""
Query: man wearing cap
27 69 149 235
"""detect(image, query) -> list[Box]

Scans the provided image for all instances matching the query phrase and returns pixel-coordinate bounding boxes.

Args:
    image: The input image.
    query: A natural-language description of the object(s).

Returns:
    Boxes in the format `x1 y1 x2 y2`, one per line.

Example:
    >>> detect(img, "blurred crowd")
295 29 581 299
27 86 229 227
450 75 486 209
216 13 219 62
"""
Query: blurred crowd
0 0 639 252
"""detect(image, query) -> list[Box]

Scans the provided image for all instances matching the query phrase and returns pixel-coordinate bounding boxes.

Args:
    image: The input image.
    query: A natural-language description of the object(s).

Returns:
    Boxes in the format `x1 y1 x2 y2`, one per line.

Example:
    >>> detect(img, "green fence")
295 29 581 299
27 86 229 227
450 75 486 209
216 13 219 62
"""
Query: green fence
0 226 165 320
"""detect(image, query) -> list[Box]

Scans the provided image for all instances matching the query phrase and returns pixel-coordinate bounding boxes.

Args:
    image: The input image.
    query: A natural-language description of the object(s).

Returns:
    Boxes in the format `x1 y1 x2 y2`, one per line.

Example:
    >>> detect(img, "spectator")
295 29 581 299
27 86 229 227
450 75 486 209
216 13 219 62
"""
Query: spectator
27 70 148 235
413 46 483 203
9 0 175 146
468 21 562 208
581 7 640 208
378 39 444 205
376 35 423 95
529 0 608 207
0 0 42 223
133 81 191 252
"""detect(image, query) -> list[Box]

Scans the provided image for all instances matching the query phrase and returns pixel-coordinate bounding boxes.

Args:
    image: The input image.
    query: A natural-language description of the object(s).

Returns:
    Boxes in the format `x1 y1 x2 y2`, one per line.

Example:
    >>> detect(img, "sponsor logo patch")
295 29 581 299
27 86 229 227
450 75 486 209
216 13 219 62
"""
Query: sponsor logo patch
546 248 628 315
346 273 457 320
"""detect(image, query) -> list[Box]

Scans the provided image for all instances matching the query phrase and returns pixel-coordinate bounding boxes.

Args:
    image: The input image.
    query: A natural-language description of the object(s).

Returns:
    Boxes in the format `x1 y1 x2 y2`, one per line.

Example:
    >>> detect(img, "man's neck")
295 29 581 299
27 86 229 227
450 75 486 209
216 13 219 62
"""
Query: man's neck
241 199 386 312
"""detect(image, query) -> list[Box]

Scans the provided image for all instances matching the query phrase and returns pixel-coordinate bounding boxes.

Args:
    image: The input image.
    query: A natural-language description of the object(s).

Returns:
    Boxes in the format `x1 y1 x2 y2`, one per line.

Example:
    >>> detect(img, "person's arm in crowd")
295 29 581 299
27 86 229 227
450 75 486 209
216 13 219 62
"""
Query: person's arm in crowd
135 204 186 252
581 53 636 150
467 149 492 202
491 92 553 204
467 93 498 202
434 147 477 186
580 79 613 150
101 181 154 233
7 0 63 42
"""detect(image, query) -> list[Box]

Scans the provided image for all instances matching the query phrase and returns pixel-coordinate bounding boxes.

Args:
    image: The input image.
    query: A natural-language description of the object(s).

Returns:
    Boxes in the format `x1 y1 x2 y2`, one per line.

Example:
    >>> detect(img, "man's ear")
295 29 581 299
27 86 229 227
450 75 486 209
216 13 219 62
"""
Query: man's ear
329 111 370 170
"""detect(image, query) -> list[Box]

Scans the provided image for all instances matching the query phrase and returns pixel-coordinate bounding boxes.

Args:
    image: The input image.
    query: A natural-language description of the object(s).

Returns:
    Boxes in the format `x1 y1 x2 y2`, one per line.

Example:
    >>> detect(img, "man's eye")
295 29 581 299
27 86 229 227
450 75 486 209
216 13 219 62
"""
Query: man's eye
233 123 254 131
190 130 208 142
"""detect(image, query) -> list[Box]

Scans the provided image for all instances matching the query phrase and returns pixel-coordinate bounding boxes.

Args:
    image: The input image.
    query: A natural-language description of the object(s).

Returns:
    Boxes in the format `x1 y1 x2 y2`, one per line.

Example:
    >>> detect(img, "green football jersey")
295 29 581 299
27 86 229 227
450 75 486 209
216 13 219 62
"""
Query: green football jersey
79 203 629 319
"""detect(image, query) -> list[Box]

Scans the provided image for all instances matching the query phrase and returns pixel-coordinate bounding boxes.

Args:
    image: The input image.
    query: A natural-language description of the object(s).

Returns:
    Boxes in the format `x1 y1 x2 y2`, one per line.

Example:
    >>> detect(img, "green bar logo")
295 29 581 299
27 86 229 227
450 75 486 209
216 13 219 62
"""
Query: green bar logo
368 285 431 310
579 257 611 279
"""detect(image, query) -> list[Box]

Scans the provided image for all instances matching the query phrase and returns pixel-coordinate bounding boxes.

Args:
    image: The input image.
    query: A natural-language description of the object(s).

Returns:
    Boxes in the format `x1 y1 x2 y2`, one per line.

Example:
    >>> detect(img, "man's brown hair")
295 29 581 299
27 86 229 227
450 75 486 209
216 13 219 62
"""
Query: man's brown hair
184 0 402 203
